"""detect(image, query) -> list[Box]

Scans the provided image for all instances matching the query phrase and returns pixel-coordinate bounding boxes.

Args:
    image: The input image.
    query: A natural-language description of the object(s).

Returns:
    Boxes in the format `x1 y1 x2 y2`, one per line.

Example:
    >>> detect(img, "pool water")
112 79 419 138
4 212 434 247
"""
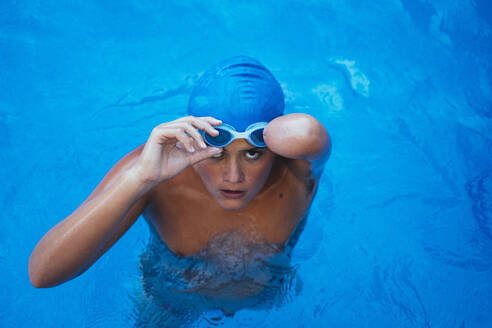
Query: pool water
1 1 491 327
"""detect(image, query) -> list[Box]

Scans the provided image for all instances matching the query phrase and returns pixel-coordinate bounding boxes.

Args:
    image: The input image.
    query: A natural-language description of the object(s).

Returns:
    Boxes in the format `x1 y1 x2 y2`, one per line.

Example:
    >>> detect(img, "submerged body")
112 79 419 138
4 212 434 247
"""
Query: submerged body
119 118 326 323
132 136 318 321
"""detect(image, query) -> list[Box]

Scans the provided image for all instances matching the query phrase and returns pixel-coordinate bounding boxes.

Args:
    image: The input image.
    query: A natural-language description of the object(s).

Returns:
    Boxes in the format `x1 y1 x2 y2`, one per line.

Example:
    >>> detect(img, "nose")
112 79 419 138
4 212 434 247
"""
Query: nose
223 158 244 184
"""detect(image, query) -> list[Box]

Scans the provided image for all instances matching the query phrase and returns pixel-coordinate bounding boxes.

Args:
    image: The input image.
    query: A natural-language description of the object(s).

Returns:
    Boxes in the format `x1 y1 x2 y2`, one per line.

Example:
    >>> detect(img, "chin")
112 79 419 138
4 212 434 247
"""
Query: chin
216 198 250 211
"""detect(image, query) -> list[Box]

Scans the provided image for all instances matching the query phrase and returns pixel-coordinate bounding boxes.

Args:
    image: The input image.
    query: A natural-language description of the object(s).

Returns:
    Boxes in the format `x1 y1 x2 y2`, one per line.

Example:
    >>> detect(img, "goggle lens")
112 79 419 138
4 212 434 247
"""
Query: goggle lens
204 128 232 146
249 128 265 146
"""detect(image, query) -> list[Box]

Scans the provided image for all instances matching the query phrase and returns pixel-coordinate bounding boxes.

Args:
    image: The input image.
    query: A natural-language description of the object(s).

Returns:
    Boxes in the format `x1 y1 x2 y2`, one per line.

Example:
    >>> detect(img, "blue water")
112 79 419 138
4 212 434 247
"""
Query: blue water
1 1 491 327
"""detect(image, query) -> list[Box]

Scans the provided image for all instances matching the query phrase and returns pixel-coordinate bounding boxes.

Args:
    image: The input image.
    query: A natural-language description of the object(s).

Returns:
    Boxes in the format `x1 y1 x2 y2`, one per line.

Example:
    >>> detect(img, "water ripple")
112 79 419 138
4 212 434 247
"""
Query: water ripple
424 246 491 272
466 172 492 240
368 259 431 327
89 81 194 121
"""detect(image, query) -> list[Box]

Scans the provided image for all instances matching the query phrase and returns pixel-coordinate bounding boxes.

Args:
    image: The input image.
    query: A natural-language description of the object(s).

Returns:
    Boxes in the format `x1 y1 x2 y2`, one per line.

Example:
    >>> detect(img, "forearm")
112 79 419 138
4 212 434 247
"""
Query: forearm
28 168 149 287
263 113 331 162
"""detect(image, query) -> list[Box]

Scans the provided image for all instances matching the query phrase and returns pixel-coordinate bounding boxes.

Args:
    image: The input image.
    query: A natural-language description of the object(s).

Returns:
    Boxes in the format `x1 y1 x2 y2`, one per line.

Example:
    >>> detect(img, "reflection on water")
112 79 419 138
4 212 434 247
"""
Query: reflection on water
129 220 306 327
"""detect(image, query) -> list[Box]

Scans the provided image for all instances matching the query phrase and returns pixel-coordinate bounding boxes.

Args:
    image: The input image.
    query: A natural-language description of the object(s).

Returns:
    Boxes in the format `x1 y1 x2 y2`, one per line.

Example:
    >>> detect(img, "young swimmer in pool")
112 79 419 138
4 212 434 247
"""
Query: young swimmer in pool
28 56 331 295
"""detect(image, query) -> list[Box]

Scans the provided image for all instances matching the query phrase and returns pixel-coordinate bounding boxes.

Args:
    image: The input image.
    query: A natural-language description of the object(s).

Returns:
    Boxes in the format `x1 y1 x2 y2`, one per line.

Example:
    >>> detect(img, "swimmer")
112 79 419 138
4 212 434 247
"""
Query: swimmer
28 56 331 290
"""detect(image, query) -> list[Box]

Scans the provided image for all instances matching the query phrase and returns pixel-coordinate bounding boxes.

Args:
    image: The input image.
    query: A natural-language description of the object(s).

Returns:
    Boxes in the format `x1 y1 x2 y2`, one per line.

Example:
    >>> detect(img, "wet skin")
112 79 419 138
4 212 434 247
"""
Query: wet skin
143 139 318 257
27 113 330 289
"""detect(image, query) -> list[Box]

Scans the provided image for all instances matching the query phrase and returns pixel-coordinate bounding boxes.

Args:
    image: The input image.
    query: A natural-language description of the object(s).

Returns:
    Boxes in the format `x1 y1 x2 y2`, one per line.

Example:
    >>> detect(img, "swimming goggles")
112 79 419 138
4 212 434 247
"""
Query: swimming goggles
200 122 267 147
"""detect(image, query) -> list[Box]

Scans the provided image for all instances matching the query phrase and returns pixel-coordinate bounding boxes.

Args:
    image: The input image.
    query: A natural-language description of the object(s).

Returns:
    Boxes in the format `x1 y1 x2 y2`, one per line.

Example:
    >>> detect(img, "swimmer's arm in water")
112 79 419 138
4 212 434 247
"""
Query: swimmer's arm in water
263 113 331 173
28 146 152 288
28 116 222 288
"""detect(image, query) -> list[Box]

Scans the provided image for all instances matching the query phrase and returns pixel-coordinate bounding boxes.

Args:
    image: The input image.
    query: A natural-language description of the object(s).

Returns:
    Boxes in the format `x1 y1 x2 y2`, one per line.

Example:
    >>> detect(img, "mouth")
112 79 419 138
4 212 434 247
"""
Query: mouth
220 189 247 199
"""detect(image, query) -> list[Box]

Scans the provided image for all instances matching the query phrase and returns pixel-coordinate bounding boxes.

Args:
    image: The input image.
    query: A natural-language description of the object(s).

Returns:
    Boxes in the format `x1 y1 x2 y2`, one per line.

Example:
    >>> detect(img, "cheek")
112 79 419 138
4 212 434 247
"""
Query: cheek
253 166 269 182
194 162 219 186
246 161 274 189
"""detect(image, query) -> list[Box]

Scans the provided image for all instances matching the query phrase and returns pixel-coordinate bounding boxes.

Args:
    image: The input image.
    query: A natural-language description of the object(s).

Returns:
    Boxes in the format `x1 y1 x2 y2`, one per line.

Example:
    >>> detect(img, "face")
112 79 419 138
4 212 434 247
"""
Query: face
192 139 276 210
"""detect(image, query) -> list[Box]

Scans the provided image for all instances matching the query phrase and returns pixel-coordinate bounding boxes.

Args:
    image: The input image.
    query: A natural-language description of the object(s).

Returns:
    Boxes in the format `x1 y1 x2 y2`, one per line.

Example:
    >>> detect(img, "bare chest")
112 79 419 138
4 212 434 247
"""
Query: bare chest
143 166 316 257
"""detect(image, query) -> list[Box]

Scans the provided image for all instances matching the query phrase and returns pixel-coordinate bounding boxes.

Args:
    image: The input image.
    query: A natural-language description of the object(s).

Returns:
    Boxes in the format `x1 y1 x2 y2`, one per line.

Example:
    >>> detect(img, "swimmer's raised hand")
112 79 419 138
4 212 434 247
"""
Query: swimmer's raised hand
28 116 222 288
131 116 222 188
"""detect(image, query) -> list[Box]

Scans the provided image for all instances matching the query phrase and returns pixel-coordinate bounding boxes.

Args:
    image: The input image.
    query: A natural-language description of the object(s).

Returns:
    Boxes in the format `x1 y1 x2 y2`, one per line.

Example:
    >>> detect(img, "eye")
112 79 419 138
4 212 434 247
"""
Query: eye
245 150 261 160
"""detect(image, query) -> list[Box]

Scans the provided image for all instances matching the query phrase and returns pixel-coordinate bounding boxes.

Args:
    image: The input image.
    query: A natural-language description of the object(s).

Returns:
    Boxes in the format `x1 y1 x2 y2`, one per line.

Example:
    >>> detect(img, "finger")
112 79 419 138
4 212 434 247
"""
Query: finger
150 126 176 144
189 118 220 136
198 116 222 126
176 141 185 150
173 116 221 135
177 139 201 153
159 116 221 129
164 122 207 149
188 147 223 165
181 123 207 149
168 120 218 139
171 128 195 153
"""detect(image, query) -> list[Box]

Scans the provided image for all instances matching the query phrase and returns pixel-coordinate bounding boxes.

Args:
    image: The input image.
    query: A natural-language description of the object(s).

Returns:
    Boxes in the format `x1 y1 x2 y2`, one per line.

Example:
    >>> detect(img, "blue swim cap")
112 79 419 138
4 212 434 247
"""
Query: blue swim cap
188 56 284 131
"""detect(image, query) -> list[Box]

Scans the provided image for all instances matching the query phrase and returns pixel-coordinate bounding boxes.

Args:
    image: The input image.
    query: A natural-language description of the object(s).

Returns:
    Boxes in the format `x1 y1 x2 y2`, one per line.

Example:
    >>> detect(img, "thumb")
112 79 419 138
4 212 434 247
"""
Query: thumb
188 146 222 165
